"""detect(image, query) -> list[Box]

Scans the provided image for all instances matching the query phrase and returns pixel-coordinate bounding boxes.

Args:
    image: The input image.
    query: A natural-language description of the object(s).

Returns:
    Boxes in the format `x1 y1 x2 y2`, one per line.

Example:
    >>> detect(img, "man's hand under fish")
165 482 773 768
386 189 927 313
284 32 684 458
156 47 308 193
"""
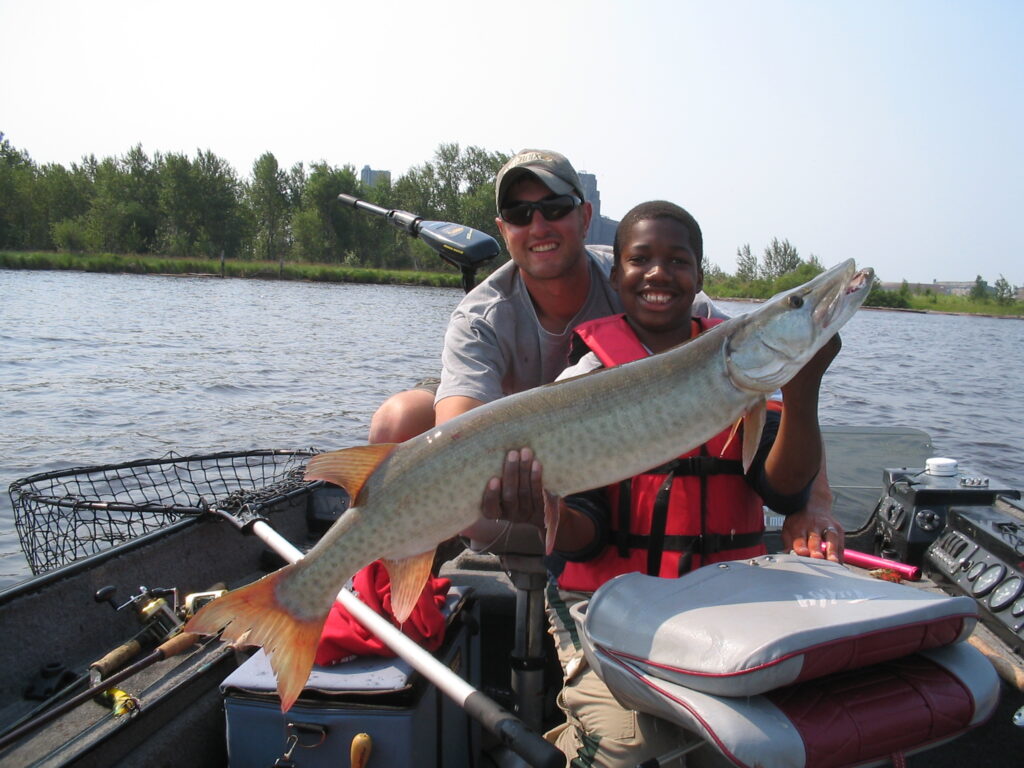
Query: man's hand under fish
481 447 546 527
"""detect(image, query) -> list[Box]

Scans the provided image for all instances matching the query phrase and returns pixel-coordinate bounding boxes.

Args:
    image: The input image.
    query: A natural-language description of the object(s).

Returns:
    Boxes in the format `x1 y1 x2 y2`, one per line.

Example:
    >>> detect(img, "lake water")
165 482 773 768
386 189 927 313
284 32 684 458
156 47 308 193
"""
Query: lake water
1 269 1021 588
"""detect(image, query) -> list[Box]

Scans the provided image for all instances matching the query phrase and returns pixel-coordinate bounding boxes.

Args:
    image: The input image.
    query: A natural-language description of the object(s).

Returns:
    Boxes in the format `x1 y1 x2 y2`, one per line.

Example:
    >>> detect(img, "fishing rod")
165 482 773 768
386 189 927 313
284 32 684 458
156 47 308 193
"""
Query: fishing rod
337 193 500 293
0 632 201 751
210 507 564 768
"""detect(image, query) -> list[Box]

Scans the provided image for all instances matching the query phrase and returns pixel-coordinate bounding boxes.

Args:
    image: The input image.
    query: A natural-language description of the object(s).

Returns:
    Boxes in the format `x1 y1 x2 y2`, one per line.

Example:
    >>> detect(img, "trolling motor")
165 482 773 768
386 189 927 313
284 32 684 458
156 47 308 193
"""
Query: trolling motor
337 194 500 292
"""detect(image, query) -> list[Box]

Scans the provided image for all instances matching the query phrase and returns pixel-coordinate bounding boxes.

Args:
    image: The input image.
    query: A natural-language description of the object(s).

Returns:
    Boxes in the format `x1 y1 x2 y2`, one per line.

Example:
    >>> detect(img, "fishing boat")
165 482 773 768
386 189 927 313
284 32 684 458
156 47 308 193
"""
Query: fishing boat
1 429 1022 768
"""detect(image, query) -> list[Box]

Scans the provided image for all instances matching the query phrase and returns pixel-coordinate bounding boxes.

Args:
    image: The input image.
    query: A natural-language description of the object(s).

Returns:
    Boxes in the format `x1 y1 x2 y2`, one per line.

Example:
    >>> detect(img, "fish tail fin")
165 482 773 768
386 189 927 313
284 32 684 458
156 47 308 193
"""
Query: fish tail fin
185 566 328 711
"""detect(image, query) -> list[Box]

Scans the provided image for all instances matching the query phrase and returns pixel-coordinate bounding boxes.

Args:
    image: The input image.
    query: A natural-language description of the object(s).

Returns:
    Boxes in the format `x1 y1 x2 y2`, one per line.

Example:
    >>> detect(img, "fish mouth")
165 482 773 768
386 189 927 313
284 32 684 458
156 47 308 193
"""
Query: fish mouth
847 269 872 295
814 264 874 331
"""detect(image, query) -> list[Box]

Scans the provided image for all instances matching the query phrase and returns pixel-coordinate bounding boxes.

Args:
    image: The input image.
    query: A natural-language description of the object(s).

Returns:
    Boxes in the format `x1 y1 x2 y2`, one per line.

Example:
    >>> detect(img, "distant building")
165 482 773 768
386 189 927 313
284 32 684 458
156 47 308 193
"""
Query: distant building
578 171 619 246
360 165 391 189
879 280 985 296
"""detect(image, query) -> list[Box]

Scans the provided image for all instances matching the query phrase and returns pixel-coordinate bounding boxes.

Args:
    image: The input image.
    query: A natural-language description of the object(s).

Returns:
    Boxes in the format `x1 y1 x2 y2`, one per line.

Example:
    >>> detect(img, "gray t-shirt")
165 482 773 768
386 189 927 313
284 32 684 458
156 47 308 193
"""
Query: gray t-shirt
436 246 723 405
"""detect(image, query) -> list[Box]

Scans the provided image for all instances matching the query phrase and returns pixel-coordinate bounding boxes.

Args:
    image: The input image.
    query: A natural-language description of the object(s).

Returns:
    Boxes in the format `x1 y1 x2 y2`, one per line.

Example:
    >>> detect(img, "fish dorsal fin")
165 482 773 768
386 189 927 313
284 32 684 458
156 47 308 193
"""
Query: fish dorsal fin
740 399 767 474
383 550 436 624
304 444 398 502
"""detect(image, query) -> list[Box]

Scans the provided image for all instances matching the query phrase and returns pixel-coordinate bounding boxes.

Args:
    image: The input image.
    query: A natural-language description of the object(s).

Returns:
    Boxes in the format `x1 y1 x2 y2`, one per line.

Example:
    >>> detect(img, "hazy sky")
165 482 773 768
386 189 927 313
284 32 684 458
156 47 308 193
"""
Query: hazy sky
2 0 1020 284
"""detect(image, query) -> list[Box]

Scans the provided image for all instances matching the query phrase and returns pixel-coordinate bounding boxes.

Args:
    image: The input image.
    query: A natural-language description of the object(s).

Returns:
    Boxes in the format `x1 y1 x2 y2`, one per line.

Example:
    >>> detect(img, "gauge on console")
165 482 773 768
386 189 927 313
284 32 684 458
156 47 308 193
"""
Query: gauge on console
972 564 1006 598
1012 595 1024 618
966 562 987 581
989 576 1024 611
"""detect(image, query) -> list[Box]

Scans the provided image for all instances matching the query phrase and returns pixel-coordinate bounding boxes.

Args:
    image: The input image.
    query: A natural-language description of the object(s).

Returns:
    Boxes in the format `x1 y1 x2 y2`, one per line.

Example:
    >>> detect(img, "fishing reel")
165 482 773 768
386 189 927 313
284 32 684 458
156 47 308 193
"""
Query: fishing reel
94 584 224 643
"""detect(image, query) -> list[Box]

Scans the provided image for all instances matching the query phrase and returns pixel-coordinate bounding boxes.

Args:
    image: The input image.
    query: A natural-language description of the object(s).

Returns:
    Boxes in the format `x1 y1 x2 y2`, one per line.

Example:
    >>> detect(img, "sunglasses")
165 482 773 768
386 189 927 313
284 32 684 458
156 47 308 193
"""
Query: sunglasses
500 194 581 227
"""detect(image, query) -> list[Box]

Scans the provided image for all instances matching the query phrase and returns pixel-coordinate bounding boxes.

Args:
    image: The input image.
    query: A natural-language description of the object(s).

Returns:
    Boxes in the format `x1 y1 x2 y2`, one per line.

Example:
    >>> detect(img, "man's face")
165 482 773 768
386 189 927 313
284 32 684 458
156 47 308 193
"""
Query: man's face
495 177 592 283
611 217 703 350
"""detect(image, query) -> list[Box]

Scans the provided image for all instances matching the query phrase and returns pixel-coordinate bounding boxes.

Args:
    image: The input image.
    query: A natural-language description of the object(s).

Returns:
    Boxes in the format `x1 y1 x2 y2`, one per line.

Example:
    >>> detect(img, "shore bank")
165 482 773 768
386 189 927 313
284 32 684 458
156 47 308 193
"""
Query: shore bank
3 251 1021 319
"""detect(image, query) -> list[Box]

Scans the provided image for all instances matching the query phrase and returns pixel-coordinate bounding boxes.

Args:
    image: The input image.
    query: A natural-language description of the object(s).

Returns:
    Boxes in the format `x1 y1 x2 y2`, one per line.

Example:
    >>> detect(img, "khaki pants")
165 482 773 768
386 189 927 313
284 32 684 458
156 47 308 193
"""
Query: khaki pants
544 584 691 768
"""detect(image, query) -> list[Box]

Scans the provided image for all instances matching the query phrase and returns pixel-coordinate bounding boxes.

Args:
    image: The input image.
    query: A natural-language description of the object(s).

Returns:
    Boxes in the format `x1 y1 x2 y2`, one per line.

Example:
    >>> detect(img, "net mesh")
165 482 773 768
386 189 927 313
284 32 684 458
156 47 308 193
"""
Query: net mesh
10 449 318 575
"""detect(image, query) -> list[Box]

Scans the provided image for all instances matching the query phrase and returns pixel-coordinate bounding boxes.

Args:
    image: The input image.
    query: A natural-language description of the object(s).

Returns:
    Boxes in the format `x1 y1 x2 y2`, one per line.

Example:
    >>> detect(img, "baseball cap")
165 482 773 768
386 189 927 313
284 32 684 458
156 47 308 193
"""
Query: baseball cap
495 149 586 211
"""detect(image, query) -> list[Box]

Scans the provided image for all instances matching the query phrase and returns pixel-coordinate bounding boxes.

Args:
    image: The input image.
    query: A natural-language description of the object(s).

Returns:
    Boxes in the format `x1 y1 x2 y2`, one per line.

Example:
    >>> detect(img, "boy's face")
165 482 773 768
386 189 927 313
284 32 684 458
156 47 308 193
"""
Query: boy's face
611 217 704 349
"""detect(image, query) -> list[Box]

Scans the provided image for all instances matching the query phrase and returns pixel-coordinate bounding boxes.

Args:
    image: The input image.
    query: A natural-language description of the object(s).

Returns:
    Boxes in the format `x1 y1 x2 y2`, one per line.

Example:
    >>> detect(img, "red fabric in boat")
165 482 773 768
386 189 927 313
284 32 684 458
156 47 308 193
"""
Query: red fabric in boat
767 654 975 768
314 560 451 665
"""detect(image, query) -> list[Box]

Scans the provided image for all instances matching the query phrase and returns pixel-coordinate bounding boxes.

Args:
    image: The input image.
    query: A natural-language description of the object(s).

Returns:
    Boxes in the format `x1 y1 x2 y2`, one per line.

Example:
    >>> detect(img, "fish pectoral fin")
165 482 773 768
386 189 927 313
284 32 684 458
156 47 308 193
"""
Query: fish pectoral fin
543 490 561 555
383 550 436 624
740 399 767 474
184 566 327 712
304 444 398 501
720 417 743 458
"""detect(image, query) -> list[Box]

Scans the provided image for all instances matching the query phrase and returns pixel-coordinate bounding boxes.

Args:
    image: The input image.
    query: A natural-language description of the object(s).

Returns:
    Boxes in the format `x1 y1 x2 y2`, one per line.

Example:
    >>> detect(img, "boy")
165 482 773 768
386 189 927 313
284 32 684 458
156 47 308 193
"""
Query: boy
541 200 839 767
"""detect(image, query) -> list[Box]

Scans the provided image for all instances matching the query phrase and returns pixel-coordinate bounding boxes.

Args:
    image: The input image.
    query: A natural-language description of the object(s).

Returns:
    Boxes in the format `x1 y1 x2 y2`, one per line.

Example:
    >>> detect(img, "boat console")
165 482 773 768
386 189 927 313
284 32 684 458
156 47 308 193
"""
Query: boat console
870 457 1024 658
926 497 1024 654
873 458 1019 564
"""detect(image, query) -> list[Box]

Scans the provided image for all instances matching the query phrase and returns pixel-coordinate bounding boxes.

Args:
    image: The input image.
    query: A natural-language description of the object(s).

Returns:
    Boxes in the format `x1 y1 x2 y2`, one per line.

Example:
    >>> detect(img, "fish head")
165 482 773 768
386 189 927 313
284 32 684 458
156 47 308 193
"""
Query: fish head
725 259 874 393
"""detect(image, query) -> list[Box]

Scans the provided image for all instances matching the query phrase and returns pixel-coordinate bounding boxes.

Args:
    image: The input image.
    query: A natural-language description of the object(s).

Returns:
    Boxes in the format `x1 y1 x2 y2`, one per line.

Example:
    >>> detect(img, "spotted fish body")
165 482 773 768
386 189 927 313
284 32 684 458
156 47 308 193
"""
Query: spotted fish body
186 259 873 710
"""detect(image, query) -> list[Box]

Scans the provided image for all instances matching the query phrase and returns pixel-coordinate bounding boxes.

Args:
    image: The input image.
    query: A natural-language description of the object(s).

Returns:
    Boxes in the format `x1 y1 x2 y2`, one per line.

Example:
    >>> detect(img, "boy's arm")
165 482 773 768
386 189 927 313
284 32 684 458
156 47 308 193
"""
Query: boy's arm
765 334 845 562
781 460 844 562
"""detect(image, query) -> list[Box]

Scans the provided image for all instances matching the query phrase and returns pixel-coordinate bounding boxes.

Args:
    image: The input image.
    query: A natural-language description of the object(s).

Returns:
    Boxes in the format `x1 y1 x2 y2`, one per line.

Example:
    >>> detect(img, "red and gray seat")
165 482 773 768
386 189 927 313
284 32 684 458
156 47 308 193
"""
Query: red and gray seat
574 555 999 768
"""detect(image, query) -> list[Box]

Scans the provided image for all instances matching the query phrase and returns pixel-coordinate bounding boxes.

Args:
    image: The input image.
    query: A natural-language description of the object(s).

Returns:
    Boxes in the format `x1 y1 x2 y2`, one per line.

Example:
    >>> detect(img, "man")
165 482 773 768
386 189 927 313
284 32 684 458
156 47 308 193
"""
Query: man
369 148 842 561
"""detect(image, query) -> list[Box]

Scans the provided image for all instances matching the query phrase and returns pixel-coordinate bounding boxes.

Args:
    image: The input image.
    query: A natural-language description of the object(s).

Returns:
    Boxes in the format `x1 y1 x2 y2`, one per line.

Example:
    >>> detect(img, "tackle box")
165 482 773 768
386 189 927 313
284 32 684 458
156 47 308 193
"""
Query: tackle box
220 588 478 768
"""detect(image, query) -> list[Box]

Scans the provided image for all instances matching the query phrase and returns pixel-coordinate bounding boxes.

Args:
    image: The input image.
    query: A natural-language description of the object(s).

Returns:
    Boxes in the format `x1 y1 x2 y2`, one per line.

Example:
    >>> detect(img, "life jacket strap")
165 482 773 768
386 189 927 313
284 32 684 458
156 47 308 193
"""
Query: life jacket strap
608 530 764 556
646 456 744 476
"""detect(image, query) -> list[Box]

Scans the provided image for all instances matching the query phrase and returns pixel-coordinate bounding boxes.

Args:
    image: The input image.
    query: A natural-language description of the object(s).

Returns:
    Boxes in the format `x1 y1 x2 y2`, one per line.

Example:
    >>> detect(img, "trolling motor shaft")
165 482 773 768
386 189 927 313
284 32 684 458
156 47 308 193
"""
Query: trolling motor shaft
337 194 500 292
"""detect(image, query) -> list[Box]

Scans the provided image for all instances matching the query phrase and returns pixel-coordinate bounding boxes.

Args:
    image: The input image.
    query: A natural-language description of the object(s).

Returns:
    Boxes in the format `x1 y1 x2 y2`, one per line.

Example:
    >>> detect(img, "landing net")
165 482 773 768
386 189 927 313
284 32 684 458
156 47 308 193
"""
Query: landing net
10 449 318 575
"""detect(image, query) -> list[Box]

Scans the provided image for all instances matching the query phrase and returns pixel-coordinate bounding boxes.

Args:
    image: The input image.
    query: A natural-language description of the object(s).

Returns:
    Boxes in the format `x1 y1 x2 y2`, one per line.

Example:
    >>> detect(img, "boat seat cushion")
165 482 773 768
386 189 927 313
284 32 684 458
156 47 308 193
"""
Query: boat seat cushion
579 635 999 768
580 555 979 696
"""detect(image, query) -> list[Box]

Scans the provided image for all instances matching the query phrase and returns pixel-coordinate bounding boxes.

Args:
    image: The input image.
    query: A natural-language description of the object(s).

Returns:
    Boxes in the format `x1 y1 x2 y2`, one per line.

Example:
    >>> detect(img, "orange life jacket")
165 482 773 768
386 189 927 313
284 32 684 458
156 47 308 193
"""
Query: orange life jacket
557 314 775 592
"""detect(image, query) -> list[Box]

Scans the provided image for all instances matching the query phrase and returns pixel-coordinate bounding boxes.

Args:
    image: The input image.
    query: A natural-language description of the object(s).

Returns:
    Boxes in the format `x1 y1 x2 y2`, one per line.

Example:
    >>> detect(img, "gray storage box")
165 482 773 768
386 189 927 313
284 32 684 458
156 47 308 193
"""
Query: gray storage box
221 589 477 768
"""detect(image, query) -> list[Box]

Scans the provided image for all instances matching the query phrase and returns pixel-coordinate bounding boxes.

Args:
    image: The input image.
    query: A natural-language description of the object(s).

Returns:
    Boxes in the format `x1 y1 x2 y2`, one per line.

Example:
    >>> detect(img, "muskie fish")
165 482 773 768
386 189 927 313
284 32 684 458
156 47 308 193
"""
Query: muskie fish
186 258 873 710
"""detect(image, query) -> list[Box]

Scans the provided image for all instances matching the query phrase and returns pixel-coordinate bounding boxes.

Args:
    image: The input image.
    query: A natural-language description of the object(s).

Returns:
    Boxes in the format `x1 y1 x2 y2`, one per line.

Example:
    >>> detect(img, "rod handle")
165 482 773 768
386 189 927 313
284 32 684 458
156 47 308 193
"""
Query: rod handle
89 639 142 678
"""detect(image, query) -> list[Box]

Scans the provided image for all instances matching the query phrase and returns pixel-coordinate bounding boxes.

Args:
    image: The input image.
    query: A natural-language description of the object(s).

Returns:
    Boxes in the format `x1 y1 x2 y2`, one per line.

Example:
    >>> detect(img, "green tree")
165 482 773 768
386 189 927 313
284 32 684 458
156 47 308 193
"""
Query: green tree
38 162 93 233
774 260 826 292
247 152 291 262
191 149 244 257
994 275 1015 305
0 134 43 249
702 259 725 281
761 237 801 280
292 161 360 262
157 152 201 256
969 275 989 301
863 276 909 308
735 244 758 281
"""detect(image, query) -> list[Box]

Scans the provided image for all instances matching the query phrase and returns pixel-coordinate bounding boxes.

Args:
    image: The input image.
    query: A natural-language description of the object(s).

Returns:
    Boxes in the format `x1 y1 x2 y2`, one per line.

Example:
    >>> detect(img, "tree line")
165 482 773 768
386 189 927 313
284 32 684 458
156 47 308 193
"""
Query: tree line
0 134 510 273
0 132 846 288
1 132 1016 310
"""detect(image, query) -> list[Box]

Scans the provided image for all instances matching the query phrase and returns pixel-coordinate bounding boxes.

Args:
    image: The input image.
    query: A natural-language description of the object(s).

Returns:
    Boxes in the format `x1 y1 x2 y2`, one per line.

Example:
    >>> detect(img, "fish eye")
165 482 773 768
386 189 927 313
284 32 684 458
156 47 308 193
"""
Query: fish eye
788 294 804 308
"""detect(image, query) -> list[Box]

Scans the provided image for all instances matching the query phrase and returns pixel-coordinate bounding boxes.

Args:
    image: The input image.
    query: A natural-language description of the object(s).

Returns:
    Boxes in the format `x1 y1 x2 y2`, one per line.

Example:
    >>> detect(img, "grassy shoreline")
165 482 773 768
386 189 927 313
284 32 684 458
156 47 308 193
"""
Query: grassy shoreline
0 250 466 289
3 250 1021 318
